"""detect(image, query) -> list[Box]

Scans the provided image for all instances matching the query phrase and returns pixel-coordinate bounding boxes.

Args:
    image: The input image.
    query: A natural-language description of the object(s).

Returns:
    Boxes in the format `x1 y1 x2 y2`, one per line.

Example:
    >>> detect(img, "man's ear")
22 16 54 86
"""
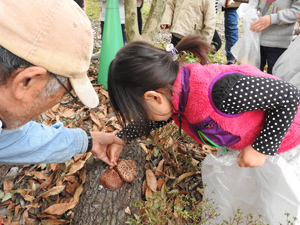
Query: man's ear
11 67 49 100
144 91 164 104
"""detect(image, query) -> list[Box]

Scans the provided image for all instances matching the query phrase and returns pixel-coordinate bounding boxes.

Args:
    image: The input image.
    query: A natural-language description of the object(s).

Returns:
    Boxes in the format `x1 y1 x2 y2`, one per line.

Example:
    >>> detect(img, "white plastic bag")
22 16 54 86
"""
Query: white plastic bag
231 0 261 68
202 150 300 224
273 35 300 90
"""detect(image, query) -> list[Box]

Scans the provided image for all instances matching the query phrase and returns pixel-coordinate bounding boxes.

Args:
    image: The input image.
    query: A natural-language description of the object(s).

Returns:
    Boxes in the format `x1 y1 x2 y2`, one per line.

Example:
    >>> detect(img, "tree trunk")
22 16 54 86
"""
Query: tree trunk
124 0 141 42
72 142 145 225
142 0 168 43
125 0 168 44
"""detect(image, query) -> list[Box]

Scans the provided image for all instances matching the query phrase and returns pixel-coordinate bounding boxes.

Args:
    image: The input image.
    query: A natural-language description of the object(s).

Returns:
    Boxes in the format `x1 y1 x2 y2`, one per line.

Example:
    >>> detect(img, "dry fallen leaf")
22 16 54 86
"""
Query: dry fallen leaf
90 111 102 129
177 172 196 184
38 186 66 198
67 160 86 176
3 180 13 193
124 206 131 215
145 187 153 200
157 177 165 191
61 108 76 118
145 170 157 193
44 185 83 215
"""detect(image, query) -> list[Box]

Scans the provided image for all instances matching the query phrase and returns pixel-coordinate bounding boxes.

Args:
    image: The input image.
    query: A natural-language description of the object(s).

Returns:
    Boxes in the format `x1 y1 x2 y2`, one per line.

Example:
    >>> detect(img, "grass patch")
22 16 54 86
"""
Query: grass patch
86 0 101 20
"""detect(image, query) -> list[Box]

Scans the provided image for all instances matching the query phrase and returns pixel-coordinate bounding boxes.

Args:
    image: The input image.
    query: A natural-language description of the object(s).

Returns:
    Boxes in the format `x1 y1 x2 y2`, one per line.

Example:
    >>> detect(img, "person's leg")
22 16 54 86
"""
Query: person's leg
121 24 126 43
264 47 287 74
260 45 267 72
170 35 181 46
211 30 222 54
137 6 143 35
224 8 239 64
100 21 105 40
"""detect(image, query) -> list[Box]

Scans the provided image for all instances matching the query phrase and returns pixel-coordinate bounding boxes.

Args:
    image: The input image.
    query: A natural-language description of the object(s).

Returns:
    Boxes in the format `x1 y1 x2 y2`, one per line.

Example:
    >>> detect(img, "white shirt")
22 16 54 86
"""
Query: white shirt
99 0 125 24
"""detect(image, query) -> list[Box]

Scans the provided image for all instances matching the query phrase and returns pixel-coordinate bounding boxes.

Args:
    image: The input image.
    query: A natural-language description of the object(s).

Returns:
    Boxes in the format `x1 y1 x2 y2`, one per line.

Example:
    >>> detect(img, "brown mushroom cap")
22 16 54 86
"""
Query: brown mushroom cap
99 168 123 190
115 159 137 183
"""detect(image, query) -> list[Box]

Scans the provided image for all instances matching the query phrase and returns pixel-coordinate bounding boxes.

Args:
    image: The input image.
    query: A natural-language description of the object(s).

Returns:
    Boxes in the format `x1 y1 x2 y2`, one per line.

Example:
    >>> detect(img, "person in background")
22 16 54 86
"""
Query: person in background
92 0 143 60
0 0 124 166
222 0 246 65
100 0 126 43
99 0 144 42
160 0 216 46
250 0 300 74
211 0 224 54
137 0 144 35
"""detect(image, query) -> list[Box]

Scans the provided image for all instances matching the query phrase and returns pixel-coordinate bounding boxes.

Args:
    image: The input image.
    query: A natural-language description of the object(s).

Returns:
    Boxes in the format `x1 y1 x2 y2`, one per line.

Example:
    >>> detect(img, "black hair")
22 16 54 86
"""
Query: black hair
108 34 212 139
0 45 33 84
0 45 68 95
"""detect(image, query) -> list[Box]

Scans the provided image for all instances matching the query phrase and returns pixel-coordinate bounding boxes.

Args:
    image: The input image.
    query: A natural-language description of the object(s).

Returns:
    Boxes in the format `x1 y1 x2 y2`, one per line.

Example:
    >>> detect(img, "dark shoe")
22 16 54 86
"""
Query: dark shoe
226 60 234 65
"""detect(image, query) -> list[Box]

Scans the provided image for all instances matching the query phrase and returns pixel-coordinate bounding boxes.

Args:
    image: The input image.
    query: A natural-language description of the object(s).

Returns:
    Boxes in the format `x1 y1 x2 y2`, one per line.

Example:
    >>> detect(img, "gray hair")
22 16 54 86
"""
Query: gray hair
42 73 68 98
0 45 68 98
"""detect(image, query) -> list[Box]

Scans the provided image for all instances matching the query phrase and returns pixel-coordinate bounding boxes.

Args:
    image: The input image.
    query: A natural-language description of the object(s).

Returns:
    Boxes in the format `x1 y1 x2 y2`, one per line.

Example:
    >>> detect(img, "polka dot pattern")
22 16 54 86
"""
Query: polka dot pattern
116 118 172 142
220 76 300 155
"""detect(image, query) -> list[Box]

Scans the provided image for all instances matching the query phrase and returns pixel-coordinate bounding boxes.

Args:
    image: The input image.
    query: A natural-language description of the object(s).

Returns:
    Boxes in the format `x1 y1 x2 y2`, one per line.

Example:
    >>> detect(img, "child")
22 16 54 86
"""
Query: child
160 0 216 46
250 0 300 74
107 34 300 221
108 34 300 169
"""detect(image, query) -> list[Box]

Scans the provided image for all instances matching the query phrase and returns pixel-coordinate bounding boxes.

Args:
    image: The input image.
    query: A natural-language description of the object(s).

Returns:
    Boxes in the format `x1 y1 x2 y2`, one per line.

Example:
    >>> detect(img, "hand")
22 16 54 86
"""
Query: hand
298 12 300 24
107 143 124 168
237 145 267 167
90 132 124 167
160 24 170 30
250 15 271 33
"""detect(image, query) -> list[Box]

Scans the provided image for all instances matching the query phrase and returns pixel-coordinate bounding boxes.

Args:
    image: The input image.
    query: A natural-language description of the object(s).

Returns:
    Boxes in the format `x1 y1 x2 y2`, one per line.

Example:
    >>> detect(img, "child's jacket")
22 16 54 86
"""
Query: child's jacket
171 63 300 153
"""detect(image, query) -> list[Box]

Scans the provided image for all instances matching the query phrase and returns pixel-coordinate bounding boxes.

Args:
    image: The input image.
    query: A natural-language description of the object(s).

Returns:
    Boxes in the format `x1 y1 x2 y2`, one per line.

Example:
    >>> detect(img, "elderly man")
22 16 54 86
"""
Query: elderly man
0 0 123 166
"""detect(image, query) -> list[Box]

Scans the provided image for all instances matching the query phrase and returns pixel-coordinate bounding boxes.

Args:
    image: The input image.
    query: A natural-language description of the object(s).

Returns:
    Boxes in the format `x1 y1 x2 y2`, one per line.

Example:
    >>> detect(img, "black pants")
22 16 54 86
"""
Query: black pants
260 46 286 74
137 6 143 35
171 35 181 46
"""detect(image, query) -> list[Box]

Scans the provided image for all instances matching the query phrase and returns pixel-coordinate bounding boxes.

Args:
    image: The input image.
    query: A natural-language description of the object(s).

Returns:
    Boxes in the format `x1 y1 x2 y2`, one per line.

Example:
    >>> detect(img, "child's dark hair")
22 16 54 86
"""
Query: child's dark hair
108 34 212 139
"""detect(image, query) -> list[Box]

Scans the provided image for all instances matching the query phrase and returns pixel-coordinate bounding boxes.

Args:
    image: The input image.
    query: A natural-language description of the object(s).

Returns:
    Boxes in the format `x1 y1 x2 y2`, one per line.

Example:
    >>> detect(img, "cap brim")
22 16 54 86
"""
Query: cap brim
69 75 99 108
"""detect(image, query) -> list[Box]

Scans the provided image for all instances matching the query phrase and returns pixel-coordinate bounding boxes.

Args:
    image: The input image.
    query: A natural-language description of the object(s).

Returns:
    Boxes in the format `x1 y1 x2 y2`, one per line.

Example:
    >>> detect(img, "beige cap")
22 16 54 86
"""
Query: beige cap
0 0 99 108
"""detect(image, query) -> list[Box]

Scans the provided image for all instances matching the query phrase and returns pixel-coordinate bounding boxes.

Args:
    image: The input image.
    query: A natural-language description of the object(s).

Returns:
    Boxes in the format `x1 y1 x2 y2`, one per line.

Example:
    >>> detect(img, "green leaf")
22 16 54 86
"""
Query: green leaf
1 192 14 202
0 190 4 199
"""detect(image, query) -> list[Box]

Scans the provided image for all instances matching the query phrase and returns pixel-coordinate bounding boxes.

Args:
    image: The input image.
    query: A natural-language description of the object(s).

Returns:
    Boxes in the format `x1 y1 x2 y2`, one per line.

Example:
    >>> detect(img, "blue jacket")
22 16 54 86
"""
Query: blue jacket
0 121 88 165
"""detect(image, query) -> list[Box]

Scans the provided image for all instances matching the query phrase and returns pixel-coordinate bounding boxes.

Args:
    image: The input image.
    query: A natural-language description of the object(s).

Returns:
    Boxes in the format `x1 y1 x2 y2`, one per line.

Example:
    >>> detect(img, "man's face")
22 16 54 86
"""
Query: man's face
5 75 69 129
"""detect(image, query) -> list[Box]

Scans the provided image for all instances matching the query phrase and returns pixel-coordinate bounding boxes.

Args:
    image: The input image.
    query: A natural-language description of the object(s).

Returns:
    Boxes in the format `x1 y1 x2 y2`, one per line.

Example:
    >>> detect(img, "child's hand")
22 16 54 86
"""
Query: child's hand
237 145 267 167
250 15 271 33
